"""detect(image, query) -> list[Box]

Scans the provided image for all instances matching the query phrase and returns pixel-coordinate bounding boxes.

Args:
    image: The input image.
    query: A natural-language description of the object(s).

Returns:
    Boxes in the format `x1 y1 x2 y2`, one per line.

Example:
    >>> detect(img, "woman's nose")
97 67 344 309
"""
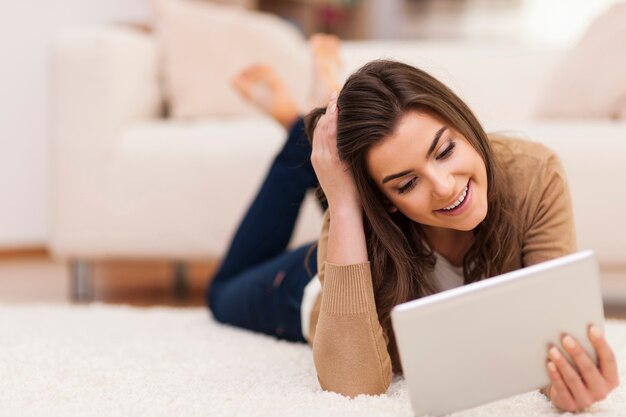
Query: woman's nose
430 172 455 199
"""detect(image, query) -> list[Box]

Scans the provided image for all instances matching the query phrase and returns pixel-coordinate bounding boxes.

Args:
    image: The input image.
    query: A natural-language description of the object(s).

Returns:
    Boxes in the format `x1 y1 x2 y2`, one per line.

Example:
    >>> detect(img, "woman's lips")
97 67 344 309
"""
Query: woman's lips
436 180 472 216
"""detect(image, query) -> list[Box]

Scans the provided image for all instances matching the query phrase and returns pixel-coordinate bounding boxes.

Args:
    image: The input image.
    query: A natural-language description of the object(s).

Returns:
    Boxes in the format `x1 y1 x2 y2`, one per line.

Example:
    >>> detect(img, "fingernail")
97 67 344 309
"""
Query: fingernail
329 103 337 113
590 325 603 339
547 361 557 372
563 335 576 349
330 90 338 100
549 347 562 360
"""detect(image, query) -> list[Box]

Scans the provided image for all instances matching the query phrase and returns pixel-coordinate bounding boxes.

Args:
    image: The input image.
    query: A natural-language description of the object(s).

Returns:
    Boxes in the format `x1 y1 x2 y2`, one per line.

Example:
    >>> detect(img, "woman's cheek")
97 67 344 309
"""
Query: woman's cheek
400 195 429 221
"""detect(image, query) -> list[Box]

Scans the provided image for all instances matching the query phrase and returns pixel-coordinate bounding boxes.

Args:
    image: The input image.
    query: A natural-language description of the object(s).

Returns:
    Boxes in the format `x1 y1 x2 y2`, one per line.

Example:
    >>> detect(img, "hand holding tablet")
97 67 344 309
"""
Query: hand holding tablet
545 324 619 412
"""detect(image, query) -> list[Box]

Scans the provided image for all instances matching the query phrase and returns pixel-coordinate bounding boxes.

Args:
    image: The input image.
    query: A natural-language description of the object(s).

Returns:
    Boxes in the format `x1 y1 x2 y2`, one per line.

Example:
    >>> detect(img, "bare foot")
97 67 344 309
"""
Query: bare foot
232 64 299 129
308 34 342 111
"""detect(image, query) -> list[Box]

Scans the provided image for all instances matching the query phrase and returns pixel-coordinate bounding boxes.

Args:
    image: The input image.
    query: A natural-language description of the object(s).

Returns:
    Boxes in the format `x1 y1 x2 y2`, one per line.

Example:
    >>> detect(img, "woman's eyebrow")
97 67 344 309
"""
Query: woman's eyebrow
426 126 447 158
382 170 412 184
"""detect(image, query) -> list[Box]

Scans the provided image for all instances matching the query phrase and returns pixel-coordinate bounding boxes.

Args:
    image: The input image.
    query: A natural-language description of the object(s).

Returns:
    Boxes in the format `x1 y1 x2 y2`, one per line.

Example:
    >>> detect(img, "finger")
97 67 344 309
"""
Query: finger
327 93 339 129
561 335 608 401
589 325 620 389
319 93 338 141
327 90 338 114
313 111 331 154
311 103 338 169
326 90 338 114
546 360 578 412
326 109 338 149
549 346 594 410
322 92 339 153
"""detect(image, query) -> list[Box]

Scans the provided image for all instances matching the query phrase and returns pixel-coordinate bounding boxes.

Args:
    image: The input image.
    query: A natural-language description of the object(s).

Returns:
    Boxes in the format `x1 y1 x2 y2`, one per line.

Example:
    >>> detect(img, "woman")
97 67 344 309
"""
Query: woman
208 36 619 412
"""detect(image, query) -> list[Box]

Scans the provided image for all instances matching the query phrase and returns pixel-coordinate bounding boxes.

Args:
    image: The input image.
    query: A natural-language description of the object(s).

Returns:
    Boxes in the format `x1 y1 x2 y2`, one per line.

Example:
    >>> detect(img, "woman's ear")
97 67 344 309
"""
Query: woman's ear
383 199 398 213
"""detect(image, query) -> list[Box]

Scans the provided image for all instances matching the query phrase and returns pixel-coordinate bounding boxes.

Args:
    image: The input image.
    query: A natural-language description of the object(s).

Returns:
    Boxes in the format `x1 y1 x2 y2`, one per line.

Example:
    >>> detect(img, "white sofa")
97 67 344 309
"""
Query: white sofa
49 26 626 301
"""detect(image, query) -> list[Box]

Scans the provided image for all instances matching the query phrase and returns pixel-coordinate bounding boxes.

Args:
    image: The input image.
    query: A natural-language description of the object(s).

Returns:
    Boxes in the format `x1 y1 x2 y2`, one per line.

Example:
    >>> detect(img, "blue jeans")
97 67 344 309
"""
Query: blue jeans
206 118 321 343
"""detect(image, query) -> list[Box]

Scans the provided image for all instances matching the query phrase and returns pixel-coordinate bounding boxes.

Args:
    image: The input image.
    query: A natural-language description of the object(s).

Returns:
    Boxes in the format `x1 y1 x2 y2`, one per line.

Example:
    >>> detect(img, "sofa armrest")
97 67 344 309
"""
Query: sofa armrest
50 25 161 159
492 121 626 266
49 25 162 256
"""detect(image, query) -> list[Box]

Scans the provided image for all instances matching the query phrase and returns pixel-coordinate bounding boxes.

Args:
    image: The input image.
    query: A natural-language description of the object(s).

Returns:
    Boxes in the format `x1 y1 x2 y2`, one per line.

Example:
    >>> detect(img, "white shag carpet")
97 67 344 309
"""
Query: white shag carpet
1 304 626 417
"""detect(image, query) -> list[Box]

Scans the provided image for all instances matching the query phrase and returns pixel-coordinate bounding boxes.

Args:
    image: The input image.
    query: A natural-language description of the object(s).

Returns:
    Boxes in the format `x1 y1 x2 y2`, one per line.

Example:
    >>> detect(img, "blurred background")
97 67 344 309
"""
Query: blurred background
0 0 624 311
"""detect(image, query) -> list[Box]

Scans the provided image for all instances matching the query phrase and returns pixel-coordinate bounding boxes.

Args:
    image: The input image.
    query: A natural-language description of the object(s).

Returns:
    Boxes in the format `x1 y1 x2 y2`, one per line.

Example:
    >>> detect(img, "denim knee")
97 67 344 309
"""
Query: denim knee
205 281 224 322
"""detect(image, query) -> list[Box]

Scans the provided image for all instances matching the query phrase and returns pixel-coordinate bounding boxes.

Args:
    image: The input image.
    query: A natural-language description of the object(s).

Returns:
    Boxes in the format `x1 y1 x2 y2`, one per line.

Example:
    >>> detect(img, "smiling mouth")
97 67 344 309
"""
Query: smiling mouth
437 181 470 212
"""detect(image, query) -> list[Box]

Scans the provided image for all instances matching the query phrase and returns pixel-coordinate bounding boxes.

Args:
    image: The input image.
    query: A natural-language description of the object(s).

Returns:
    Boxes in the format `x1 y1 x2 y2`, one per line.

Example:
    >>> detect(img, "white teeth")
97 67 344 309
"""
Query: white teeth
442 186 468 211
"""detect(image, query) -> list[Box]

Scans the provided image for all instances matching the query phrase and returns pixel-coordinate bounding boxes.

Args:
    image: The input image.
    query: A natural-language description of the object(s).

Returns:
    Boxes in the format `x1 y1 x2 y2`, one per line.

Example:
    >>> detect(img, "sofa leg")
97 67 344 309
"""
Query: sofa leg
173 262 188 300
70 260 93 303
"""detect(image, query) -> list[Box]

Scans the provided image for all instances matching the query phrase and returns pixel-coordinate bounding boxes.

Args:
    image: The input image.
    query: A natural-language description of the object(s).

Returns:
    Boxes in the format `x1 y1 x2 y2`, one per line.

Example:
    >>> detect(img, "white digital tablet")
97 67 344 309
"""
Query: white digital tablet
391 250 604 417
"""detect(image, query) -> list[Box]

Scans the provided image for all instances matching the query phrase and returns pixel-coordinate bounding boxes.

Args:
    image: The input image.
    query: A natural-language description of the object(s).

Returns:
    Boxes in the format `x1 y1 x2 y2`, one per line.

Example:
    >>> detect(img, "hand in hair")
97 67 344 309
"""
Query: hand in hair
310 92 360 213
310 92 368 266
544 325 619 412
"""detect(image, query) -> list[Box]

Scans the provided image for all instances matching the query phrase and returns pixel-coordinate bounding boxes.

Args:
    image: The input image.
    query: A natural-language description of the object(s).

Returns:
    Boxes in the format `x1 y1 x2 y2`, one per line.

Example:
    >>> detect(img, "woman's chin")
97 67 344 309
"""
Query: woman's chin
451 205 488 231
469 206 488 230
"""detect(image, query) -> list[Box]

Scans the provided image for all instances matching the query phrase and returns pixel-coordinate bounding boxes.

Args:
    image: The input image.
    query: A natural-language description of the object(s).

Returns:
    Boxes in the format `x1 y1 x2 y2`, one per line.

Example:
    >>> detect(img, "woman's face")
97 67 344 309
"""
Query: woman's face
366 111 488 232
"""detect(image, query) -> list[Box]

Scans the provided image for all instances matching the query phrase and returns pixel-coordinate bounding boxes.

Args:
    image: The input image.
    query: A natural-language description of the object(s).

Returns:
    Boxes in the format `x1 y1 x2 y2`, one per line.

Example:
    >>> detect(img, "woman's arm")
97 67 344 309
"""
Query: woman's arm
308 94 392 397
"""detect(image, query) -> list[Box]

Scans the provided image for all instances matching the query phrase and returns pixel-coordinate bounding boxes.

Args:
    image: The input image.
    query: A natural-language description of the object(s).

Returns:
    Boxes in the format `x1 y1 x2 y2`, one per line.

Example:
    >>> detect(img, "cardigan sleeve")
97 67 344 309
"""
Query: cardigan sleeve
522 152 577 266
308 210 393 397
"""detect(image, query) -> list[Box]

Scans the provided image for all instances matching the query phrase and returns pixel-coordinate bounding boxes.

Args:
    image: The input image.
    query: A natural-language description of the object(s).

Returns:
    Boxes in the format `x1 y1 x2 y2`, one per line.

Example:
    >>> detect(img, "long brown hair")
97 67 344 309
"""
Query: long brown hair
305 60 522 372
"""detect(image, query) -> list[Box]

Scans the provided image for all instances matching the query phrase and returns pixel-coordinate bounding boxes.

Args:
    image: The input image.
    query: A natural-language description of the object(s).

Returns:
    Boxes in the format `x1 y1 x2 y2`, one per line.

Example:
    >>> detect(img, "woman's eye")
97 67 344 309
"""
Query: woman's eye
398 178 417 194
436 142 456 160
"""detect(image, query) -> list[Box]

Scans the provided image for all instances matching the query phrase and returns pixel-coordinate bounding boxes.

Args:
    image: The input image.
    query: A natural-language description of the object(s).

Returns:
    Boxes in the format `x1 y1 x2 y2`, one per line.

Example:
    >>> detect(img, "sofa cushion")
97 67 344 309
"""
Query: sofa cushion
152 0 309 118
104 117 322 257
536 3 626 120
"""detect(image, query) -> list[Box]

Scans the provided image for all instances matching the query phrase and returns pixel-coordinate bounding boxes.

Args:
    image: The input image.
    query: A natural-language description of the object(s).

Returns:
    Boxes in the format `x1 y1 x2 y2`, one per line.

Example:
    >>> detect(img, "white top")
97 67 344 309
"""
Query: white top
300 252 465 340
432 251 465 292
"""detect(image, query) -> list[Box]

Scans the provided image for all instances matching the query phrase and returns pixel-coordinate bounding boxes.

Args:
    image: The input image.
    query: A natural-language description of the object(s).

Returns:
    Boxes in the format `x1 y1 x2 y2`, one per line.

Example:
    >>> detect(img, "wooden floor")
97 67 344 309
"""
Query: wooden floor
0 249 217 307
1 250 626 320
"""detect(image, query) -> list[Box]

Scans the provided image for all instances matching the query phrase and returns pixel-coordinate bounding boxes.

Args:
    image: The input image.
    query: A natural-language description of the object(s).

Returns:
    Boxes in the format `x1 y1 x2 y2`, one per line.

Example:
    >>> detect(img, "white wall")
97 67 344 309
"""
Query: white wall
0 0 150 249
